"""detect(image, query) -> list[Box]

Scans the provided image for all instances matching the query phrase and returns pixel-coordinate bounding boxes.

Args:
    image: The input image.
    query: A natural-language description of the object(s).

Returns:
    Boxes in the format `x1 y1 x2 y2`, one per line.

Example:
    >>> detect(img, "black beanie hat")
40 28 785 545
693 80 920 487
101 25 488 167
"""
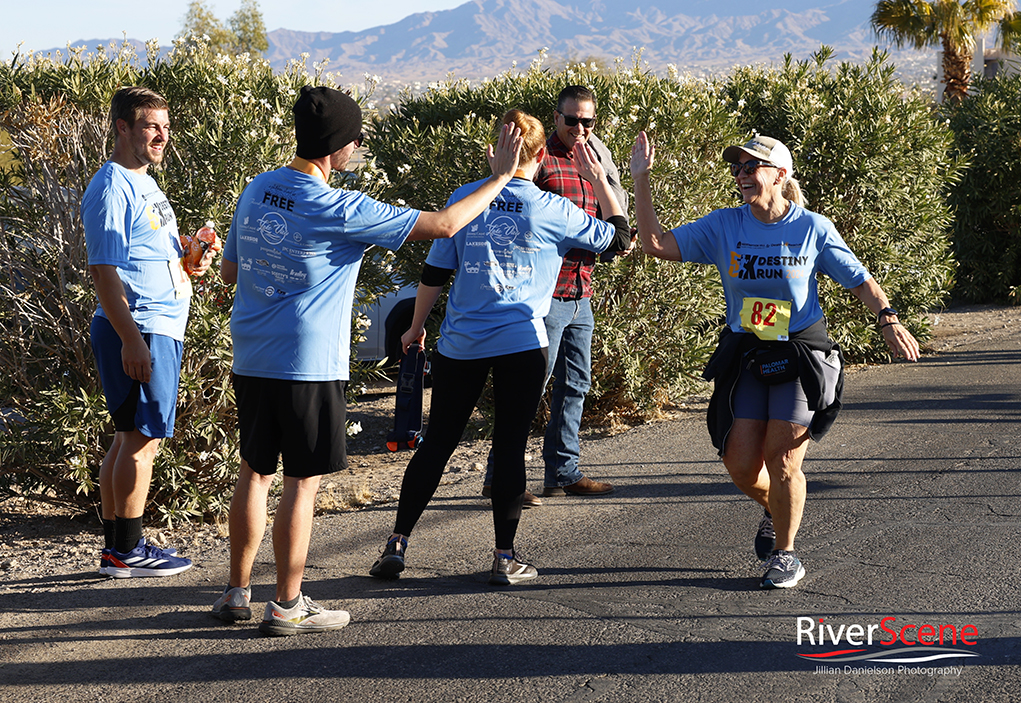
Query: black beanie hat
292 86 362 159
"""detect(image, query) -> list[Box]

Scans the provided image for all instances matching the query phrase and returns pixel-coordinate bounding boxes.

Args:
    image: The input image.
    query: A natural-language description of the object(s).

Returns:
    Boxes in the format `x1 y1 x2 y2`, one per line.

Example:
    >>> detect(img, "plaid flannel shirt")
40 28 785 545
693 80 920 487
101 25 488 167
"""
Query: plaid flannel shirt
535 132 602 300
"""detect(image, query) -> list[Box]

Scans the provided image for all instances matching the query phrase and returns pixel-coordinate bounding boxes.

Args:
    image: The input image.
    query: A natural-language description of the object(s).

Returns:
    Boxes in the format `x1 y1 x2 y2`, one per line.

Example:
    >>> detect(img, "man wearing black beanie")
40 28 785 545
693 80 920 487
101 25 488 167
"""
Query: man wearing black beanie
211 86 524 635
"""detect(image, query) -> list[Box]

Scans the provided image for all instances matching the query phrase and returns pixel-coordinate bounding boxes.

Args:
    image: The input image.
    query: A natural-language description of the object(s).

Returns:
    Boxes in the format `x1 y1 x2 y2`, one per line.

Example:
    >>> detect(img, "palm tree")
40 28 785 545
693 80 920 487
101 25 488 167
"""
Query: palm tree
871 0 1021 101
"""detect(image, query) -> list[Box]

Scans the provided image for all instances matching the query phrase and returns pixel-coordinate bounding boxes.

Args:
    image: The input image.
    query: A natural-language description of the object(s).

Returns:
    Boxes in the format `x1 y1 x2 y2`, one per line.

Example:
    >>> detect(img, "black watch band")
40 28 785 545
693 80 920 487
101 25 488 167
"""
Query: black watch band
877 307 898 322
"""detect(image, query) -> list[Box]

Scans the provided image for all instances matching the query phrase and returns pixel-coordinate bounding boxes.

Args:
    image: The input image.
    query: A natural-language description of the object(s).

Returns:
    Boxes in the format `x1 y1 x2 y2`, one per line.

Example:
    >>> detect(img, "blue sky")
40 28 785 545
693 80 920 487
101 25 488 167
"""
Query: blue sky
2 0 467 58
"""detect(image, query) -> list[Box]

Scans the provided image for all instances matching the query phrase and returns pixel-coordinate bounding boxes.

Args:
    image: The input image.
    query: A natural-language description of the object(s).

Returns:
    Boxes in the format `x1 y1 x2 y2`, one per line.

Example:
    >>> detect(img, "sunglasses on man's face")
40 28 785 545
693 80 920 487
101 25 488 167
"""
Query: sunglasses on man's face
558 112 596 128
729 160 778 177
354 132 365 148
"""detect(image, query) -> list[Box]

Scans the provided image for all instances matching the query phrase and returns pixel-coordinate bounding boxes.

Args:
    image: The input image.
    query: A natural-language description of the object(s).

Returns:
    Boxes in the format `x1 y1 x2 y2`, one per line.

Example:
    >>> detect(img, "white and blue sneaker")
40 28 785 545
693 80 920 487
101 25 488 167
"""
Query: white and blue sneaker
100 544 177 575
760 549 805 589
106 538 193 578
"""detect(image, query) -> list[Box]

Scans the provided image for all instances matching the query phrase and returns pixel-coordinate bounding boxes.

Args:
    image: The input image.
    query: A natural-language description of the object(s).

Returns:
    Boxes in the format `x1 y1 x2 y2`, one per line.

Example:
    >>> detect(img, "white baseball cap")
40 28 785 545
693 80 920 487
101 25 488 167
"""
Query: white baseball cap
722 136 794 180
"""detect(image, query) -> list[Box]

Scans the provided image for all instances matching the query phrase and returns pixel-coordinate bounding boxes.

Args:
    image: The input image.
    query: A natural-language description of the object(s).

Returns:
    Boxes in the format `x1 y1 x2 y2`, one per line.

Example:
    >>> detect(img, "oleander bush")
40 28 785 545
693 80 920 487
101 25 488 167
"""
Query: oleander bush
942 73 1021 303
0 40 389 520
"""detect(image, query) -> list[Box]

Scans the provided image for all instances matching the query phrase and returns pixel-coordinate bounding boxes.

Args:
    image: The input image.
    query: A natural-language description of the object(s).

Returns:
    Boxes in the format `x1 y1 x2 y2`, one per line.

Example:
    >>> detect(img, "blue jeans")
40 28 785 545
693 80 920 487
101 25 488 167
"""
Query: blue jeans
483 297 592 488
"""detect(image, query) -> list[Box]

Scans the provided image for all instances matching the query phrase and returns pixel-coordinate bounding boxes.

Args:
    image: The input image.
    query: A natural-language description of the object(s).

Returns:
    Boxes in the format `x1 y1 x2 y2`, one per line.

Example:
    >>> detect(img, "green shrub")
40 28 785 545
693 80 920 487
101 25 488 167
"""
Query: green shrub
723 48 962 361
943 73 1021 303
0 41 391 521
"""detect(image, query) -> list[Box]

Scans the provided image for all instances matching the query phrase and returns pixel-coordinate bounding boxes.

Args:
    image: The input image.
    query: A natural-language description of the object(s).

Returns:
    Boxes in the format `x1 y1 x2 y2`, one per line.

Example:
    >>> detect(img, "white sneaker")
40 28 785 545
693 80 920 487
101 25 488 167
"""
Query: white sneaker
258 594 350 636
489 550 538 585
211 585 252 622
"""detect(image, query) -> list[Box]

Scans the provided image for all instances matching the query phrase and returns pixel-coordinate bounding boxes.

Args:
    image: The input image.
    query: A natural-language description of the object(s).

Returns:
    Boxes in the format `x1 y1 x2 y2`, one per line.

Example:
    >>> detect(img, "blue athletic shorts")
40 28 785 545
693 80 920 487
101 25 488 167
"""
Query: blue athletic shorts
232 374 348 478
90 315 183 438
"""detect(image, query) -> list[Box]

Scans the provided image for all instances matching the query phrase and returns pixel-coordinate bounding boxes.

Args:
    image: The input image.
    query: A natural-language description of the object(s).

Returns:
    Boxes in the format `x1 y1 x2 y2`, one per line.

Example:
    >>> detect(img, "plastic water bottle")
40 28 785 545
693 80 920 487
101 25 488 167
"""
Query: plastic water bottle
180 220 216 274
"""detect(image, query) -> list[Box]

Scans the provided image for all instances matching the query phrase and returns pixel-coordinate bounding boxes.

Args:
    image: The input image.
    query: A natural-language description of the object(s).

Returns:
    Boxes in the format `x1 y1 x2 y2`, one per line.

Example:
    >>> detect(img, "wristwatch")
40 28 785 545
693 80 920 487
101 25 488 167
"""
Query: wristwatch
877 307 898 323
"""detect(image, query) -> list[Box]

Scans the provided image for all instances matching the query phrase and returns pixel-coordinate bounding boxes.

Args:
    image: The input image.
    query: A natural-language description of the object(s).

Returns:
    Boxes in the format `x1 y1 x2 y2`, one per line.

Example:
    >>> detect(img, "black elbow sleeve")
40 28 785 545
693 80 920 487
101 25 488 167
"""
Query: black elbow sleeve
420 263 455 287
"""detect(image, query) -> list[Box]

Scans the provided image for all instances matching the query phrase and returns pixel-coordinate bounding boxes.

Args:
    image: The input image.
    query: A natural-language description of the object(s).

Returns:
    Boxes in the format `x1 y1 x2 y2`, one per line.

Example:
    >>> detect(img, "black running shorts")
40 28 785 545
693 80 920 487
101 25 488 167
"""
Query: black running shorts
232 374 348 478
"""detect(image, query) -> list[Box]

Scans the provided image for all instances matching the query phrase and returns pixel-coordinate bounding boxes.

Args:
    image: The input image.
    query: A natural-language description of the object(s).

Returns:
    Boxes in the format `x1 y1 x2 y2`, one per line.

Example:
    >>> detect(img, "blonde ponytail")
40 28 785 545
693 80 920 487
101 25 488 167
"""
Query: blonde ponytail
783 177 806 208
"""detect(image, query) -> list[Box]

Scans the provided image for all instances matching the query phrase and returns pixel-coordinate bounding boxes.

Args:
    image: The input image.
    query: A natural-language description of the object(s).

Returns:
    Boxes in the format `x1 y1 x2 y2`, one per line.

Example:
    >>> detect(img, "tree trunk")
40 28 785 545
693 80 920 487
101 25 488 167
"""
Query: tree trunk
942 34 973 103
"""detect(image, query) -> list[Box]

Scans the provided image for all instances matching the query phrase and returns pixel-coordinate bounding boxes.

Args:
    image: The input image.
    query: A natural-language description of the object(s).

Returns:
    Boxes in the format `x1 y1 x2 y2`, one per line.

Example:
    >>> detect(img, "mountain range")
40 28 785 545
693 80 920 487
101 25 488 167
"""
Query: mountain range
52 0 931 83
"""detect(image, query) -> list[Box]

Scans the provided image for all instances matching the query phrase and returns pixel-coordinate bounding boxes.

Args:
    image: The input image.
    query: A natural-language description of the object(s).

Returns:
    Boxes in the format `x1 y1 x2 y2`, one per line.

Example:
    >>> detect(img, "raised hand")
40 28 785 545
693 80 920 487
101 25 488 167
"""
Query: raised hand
630 131 656 176
487 122 523 180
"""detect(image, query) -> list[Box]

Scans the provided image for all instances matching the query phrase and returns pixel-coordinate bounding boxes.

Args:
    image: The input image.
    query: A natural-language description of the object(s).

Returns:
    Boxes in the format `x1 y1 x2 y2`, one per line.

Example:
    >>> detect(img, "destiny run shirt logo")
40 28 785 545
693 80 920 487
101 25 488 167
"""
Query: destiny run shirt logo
728 241 809 281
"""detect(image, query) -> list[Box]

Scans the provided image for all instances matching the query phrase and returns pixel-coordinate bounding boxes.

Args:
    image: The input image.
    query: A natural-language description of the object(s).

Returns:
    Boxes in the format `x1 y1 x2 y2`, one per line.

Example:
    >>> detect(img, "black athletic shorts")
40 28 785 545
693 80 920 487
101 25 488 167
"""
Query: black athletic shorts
232 374 348 478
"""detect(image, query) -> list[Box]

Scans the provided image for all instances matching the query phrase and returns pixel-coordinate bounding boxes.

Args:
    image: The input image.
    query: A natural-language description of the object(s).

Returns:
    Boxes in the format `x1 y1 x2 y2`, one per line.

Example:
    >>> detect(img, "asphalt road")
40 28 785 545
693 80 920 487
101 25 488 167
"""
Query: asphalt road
2 331 1020 702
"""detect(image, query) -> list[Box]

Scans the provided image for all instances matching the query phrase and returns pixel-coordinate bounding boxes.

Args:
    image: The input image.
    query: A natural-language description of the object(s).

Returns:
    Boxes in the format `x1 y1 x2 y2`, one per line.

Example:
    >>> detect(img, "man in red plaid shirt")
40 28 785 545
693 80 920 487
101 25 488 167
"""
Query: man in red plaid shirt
482 85 632 503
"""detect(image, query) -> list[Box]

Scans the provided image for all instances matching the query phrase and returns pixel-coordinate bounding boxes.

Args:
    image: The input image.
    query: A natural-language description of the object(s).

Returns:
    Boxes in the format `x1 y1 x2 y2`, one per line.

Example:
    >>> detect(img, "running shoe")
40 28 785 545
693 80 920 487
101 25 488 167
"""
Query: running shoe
489 550 538 585
258 594 350 636
211 585 253 622
760 549 806 589
100 543 178 576
105 538 193 578
754 510 776 561
369 535 407 579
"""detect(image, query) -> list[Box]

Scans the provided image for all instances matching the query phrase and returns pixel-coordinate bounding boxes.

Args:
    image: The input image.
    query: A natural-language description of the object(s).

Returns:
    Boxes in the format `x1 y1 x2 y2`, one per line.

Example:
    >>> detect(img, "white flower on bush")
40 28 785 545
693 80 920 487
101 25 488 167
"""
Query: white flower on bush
346 421 363 437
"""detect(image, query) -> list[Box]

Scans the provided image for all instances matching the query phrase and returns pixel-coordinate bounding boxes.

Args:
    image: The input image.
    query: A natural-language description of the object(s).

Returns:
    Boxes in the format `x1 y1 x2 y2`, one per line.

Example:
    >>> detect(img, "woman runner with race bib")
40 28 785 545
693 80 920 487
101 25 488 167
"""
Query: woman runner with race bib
629 132 919 589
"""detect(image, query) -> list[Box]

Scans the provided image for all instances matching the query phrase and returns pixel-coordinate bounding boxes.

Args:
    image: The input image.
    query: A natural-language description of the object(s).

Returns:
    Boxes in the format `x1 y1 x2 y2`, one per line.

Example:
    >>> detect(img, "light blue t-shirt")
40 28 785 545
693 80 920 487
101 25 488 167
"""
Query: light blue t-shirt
427 177 614 360
82 161 189 341
225 167 420 381
671 203 871 334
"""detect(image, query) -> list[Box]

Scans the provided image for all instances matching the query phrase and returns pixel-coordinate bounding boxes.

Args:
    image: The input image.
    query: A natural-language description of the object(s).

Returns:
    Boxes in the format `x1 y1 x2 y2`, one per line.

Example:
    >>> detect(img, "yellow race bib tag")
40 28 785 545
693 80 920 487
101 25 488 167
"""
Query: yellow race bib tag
169 259 193 300
740 297 791 341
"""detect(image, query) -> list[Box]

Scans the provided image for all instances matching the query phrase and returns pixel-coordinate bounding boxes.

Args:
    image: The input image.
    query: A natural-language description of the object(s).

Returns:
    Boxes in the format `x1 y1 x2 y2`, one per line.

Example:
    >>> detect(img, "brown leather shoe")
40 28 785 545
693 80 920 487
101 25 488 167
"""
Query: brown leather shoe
482 486 543 508
562 476 614 496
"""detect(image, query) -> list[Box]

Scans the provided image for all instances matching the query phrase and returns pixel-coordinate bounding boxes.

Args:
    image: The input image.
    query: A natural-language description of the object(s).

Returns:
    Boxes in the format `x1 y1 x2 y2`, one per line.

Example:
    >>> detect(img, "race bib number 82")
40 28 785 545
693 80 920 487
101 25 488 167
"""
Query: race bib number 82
740 296 791 341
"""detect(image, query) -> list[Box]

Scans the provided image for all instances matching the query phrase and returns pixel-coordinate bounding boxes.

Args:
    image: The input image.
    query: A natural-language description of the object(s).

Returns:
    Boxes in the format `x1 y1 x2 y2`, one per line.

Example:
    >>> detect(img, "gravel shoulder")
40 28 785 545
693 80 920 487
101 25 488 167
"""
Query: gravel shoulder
1 302 1017 582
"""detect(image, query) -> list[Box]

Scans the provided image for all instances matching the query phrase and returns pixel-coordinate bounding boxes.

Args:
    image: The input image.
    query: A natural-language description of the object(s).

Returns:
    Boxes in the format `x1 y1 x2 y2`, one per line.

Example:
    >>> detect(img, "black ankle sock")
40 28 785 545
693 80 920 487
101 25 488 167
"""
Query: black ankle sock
114 516 144 554
102 519 116 550
277 594 301 609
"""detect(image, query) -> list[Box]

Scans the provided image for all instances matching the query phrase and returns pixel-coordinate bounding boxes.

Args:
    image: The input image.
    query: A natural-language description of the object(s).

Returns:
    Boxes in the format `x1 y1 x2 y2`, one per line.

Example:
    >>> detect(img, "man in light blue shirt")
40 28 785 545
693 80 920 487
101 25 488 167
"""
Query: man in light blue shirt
213 86 524 635
83 86 218 579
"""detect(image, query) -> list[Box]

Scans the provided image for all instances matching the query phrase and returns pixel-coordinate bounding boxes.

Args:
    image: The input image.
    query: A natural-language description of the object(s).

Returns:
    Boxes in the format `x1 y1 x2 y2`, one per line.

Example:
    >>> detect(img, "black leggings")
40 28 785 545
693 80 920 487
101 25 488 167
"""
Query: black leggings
393 347 547 550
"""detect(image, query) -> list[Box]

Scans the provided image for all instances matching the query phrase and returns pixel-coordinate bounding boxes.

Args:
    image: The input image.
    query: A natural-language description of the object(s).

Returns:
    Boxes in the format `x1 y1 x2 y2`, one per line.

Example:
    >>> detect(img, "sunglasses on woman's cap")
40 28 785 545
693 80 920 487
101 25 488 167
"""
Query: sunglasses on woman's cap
557 112 596 128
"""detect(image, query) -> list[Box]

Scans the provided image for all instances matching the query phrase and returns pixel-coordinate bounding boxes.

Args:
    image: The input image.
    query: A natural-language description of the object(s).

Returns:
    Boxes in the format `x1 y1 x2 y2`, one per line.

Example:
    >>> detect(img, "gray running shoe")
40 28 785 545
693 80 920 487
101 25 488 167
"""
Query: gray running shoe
369 536 407 579
754 510 775 561
760 550 806 589
211 585 252 622
258 594 350 636
489 550 538 585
